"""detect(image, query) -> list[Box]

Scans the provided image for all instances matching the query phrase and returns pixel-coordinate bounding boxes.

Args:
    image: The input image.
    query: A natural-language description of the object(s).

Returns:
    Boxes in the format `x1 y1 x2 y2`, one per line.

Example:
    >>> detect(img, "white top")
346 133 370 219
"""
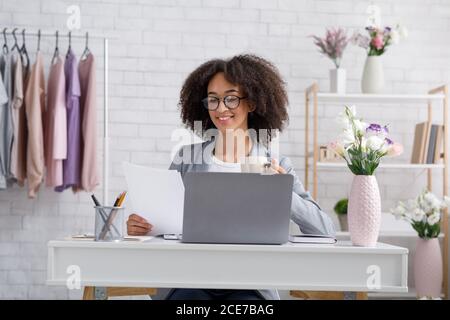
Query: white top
210 155 241 173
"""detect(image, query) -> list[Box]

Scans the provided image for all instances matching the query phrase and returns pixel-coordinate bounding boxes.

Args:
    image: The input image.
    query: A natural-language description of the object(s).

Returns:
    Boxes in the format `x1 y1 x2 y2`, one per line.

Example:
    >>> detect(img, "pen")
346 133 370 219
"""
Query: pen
91 193 102 207
117 191 127 207
113 191 125 206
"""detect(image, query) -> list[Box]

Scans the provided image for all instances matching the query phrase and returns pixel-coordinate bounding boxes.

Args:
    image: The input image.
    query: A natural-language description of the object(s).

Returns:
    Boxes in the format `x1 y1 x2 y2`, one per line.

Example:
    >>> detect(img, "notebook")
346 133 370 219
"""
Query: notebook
67 234 154 242
289 234 337 244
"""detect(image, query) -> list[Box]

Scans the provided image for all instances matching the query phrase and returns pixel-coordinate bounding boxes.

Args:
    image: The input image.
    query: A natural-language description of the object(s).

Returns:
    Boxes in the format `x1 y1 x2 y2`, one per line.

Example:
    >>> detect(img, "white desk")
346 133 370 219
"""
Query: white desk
47 238 408 298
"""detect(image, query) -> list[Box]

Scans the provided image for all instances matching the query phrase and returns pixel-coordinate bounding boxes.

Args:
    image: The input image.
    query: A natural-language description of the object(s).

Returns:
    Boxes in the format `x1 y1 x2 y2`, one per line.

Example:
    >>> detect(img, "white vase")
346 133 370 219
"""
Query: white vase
329 68 346 94
347 175 381 247
414 238 443 299
361 56 384 94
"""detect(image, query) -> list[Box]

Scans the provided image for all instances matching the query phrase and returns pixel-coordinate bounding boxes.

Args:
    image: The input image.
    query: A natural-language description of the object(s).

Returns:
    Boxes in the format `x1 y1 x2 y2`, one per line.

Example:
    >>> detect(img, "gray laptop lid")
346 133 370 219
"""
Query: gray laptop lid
182 172 293 244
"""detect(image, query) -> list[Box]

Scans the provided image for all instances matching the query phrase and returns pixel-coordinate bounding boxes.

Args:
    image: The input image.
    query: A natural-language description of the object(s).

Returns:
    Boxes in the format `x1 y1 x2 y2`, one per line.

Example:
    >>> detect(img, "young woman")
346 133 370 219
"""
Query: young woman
127 54 335 300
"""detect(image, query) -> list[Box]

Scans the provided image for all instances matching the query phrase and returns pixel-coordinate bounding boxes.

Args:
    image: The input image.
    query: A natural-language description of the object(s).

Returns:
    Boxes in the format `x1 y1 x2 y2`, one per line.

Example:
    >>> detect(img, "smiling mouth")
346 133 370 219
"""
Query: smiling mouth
217 115 234 121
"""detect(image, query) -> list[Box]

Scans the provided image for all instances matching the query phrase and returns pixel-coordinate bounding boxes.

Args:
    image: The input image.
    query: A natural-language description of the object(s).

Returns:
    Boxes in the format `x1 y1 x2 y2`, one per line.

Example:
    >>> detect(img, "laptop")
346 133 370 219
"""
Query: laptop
181 172 294 245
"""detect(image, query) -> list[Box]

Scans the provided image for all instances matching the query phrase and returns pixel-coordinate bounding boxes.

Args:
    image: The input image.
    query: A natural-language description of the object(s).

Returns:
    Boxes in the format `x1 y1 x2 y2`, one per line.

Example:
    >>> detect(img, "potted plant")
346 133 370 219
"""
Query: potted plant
328 105 403 246
391 190 450 299
312 27 349 94
334 198 348 231
352 24 407 93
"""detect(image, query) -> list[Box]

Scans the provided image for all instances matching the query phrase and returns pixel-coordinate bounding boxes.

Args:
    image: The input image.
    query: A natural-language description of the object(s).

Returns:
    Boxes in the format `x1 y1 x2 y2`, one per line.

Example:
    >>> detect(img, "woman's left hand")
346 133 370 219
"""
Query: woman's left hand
270 159 286 174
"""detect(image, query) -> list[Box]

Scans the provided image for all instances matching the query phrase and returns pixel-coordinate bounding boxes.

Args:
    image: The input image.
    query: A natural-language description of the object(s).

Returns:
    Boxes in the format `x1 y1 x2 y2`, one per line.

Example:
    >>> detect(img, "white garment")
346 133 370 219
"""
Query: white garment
209 155 241 173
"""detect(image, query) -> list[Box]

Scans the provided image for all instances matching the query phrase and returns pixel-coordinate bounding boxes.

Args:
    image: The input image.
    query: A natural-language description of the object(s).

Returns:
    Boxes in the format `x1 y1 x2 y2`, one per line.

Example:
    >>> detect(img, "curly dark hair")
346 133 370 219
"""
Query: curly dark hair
178 54 289 142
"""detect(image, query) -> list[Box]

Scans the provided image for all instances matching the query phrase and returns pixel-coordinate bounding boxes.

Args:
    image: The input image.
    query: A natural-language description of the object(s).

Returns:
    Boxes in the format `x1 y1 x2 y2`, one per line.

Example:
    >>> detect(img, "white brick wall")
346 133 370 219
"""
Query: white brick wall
0 0 450 299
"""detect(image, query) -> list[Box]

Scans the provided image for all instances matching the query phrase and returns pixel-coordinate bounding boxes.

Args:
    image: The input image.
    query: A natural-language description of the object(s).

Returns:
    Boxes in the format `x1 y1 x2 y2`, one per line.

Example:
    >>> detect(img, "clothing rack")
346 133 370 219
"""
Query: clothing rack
2 28 111 204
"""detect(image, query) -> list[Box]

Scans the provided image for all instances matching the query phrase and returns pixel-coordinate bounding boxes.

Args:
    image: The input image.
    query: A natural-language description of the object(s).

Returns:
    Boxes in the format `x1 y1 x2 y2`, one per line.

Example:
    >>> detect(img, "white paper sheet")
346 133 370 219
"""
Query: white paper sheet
123 162 184 235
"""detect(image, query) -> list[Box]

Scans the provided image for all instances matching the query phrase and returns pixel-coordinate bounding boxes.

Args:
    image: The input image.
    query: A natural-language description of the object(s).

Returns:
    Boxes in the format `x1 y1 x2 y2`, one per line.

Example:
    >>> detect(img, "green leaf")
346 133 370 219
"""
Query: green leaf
334 198 348 215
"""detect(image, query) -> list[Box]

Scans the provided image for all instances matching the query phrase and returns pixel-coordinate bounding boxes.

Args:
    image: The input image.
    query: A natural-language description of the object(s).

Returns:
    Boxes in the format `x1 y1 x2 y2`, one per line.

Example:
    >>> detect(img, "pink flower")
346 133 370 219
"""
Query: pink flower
312 27 349 68
371 34 384 50
387 143 404 157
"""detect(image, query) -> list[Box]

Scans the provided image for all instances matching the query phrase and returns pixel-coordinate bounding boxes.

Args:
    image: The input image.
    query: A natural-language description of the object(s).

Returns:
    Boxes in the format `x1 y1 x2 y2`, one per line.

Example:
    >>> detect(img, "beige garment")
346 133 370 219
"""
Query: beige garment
25 52 45 198
78 53 99 192
45 57 66 187
10 53 26 185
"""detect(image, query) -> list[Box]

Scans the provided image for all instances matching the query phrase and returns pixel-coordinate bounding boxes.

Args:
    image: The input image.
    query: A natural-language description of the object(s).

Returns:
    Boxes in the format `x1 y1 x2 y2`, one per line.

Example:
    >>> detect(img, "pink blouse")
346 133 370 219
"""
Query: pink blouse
78 53 99 192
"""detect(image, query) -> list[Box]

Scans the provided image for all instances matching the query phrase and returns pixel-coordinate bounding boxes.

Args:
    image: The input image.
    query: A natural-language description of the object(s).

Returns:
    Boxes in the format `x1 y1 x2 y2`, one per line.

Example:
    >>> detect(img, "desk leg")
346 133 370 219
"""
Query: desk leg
83 286 108 300
82 286 158 300
94 287 108 300
343 292 368 300
343 292 356 300
290 290 368 300
83 286 95 300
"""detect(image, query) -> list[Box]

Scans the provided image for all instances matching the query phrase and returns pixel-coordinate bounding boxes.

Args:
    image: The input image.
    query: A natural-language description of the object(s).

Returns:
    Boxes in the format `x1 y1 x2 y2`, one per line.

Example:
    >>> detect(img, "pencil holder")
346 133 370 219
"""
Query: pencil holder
94 206 125 242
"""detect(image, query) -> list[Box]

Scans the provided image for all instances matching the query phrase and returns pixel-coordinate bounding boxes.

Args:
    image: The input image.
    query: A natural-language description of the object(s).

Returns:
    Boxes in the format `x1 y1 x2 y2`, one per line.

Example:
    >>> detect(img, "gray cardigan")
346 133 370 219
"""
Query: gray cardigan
167 138 336 300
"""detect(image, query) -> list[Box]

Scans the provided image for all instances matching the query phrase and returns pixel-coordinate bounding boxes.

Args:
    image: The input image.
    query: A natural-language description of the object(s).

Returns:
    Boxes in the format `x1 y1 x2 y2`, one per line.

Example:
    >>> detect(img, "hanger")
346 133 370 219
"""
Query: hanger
11 28 20 52
2 28 8 54
37 29 41 53
51 30 59 64
81 32 90 60
66 31 72 57
20 29 30 69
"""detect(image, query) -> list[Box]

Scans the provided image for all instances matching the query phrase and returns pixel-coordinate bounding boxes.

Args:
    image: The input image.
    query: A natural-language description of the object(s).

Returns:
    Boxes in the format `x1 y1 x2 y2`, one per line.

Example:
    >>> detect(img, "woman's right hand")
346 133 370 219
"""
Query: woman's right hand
127 213 153 235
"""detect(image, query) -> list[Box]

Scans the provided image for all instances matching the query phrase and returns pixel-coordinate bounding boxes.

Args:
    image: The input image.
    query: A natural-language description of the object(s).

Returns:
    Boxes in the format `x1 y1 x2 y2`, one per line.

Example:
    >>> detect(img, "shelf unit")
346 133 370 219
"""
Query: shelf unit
304 83 449 299
317 162 445 170
336 231 445 238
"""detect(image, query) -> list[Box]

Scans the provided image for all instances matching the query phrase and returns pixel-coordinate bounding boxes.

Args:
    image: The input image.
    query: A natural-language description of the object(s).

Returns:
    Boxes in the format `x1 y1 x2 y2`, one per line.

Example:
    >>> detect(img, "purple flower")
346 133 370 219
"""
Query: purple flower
351 33 370 49
366 124 389 135
385 138 394 145
312 27 350 68
366 123 382 133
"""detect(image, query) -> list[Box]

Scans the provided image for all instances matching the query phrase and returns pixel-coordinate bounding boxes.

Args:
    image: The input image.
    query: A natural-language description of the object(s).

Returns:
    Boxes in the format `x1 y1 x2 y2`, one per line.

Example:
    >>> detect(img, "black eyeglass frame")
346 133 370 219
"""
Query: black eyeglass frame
202 95 247 111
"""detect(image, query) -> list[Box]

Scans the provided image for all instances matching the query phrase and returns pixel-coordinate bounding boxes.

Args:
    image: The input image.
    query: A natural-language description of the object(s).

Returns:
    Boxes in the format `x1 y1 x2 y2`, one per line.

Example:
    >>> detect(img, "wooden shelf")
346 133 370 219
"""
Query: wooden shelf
317 93 445 104
317 162 445 170
368 288 444 300
305 83 449 299
336 231 445 238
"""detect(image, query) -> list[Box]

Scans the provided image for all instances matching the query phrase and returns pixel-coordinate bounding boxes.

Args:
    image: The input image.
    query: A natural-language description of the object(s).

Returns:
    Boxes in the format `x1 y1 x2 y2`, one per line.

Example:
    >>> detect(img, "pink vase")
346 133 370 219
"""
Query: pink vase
347 175 381 247
414 238 443 298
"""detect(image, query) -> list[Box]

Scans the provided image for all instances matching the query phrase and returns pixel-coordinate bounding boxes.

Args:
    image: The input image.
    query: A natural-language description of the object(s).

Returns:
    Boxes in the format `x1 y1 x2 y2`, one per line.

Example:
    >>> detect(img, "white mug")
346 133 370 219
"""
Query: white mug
240 156 272 174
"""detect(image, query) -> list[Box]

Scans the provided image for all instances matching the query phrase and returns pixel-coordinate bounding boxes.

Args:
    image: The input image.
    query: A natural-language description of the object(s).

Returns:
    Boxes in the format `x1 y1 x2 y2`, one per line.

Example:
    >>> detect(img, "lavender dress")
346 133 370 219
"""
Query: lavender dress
55 50 81 192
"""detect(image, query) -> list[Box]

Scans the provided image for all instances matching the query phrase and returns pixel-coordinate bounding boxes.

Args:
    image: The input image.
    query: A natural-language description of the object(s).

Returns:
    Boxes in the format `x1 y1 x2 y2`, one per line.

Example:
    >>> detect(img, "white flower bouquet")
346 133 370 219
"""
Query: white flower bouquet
391 190 450 239
328 105 403 175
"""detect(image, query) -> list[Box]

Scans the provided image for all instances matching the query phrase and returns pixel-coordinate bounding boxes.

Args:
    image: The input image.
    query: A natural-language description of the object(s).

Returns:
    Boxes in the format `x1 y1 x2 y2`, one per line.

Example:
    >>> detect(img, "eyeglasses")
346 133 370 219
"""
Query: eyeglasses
202 95 247 111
